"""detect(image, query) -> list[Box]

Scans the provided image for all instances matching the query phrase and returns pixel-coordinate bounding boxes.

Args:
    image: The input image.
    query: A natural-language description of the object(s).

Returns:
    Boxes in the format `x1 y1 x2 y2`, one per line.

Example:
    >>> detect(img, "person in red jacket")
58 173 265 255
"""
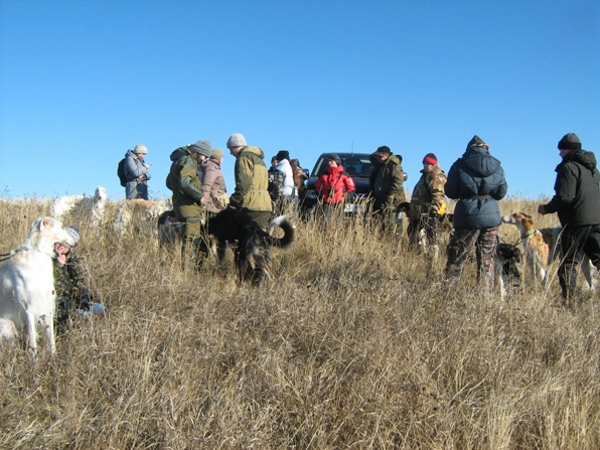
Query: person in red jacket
315 154 355 219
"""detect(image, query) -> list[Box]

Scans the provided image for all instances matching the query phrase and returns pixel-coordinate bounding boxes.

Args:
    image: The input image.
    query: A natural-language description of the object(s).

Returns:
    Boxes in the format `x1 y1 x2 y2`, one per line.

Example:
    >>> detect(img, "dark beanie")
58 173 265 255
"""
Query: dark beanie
276 150 290 161
423 153 438 165
328 154 342 165
466 135 485 150
558 133 582 150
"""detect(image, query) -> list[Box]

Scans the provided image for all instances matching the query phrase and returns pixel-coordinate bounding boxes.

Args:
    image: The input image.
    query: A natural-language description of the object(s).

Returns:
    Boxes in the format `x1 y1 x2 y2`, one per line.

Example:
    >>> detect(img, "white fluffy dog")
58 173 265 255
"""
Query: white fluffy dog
50 186 107 228
0 217 76 354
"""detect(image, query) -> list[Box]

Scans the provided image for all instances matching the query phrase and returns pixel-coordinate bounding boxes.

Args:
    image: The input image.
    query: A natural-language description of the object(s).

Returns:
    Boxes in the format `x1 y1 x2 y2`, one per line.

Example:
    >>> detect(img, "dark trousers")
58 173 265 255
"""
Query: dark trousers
558 224 600 299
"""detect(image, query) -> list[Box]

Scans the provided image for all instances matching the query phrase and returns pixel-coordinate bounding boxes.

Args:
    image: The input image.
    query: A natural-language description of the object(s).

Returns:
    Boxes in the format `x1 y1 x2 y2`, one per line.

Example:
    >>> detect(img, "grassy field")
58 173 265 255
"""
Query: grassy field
0 197 599 449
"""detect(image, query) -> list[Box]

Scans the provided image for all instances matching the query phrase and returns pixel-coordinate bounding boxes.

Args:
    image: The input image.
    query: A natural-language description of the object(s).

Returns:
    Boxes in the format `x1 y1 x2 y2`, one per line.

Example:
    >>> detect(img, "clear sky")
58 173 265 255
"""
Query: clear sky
1 0 598 200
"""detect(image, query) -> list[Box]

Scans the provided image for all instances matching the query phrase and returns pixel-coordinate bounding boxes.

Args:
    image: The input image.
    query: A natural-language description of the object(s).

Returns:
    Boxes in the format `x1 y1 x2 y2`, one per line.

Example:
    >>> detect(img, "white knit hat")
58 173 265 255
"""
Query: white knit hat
226 133 247 148
133 144 148 154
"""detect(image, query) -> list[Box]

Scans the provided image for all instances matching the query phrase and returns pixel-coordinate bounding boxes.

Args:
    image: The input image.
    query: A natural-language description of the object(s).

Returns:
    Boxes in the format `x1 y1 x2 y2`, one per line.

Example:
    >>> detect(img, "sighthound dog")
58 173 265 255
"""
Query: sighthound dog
50 186 108 229
0 217 77 354
502 212 595 290
158 208 295 283
112 198 172 236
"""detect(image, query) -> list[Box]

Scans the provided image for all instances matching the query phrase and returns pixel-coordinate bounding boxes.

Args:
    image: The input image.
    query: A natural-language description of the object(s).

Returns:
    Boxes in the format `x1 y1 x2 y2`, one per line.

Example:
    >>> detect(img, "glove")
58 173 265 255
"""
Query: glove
427 210 439 229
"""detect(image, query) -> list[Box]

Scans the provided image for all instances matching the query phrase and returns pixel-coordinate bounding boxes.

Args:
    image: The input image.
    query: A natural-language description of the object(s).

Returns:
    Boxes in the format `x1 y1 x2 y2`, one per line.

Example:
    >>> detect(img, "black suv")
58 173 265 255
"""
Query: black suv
302 152 374 215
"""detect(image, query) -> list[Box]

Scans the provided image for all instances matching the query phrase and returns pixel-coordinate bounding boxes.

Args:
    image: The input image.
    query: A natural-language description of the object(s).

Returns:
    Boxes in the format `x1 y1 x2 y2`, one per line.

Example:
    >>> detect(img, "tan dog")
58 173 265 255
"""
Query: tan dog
502 212 595 290
112 198 172 236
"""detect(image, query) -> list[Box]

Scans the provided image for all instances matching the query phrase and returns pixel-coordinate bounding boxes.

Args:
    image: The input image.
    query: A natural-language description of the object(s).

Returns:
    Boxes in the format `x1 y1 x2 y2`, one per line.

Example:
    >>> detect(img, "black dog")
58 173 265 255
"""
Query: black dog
208 207 295 284
158 208 295 284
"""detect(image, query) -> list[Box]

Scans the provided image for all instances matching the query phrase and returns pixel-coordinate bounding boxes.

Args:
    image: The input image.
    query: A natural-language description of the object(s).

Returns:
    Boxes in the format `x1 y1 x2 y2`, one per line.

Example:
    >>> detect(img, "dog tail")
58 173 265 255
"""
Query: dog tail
269 215 295 249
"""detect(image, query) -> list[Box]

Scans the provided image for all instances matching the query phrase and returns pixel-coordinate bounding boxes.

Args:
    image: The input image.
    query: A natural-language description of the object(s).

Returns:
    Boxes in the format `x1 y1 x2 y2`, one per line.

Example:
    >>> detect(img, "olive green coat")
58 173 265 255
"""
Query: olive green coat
167 146 204 219
230 146 273 213
370 154 406 210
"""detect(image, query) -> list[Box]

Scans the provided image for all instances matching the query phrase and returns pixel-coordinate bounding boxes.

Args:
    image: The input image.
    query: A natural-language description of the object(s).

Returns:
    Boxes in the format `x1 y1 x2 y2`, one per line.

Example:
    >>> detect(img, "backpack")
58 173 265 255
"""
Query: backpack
117 158 127 187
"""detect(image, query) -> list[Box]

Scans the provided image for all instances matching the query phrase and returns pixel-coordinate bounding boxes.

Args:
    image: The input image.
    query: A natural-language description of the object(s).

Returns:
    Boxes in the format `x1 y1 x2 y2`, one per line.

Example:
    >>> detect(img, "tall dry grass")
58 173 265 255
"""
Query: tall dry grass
0 196 599 449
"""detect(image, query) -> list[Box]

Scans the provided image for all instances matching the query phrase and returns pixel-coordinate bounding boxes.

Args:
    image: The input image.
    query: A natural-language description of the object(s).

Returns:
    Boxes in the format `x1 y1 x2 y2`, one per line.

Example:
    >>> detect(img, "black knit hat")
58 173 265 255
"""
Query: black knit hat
558 133 582 150
466 135 485 150
276 150 290 161
328 154 342 165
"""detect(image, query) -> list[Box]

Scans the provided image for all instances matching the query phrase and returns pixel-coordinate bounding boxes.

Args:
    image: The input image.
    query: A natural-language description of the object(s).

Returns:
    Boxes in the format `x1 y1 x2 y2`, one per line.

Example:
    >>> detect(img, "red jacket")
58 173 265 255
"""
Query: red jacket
315 165 355 204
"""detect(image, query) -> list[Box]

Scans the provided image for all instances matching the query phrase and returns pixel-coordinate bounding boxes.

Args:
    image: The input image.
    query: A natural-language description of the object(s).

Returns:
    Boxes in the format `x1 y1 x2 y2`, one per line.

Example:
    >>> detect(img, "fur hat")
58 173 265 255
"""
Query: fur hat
190 140 212 157
423 153 438 165
276 150 290 161
133 144 148 154
226 133 247 148
328 154 342 165
211 148 224 160
63 225 80 248
466 135 485 150
558 133 582 150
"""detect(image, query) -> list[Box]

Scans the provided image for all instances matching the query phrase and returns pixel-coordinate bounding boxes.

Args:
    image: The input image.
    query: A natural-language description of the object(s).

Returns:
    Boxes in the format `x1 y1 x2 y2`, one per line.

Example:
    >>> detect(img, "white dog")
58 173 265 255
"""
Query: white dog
50 186 107 228
0 217 76 354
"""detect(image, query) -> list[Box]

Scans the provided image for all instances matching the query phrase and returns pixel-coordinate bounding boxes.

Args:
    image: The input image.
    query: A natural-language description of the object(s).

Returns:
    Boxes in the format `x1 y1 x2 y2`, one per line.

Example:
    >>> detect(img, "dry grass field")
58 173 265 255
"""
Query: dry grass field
1 196 599 449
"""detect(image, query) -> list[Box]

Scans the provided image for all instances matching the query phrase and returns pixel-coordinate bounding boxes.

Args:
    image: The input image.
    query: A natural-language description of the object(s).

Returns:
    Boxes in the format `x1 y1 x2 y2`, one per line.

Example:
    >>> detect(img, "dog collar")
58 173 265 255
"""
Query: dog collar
521 229 535 239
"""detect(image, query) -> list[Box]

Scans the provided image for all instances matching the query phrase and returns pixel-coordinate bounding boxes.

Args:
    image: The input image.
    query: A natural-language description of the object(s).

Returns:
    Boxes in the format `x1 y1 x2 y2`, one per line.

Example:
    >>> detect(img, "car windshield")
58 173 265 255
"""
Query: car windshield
311 153 373 179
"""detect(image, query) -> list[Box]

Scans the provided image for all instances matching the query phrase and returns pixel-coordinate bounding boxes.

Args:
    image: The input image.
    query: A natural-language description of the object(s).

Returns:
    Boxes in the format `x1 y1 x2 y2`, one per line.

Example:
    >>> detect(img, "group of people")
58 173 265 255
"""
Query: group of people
116 131 600 304
303 133 600 305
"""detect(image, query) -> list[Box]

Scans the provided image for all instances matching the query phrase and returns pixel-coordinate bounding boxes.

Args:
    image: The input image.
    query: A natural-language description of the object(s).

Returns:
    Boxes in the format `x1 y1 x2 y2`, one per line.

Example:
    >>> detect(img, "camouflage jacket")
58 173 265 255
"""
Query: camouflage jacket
409 165 447 219
54 256 93 311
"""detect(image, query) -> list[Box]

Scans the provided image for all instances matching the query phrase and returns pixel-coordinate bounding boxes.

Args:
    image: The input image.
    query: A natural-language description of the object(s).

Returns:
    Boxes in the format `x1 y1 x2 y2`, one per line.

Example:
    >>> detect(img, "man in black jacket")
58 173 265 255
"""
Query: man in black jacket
539 133 600 302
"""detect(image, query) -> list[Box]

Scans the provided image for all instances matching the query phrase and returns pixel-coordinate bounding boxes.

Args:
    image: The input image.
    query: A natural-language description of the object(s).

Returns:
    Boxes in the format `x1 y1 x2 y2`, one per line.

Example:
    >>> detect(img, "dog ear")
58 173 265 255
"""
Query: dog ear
39 217 55 230
521 212 532 220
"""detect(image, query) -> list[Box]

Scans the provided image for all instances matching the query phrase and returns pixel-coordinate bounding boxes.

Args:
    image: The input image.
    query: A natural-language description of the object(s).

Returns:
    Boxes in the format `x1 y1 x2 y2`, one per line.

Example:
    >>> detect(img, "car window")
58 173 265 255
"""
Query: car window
311 153 373 179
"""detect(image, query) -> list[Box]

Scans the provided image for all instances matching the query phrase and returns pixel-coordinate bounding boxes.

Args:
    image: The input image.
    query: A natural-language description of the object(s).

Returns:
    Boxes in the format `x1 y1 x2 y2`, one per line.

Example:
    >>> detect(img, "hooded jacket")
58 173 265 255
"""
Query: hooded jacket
369 154 406 209
201 157 228 213
315 165 355 204
544 149 600 227
124 149 151 199
230 146 272 213
446 145 508 229
166 146 203 212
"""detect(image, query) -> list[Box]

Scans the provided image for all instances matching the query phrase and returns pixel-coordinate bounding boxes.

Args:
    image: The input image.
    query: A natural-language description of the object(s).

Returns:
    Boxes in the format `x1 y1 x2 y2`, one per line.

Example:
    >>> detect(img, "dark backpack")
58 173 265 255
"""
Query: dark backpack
117 158 127 187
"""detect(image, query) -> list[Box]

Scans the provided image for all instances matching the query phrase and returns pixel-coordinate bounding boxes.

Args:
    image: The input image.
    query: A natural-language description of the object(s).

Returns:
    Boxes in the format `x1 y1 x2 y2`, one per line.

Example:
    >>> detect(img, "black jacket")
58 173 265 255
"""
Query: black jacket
544 150 600 227
445 145 508 229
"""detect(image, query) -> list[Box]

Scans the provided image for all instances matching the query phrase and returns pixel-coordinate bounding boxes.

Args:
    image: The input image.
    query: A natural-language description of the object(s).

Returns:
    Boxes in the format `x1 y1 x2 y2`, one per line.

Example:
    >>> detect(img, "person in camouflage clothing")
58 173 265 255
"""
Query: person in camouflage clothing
444 135 508 290
53 226 105 334
407 153 447 257
166 139 213 266
369 145 406 232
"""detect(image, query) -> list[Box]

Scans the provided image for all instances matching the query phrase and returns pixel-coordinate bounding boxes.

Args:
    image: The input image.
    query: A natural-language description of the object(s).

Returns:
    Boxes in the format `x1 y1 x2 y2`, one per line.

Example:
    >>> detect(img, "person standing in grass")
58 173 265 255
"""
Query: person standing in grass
124 144 152 200
369 145 406 232
226 132 273 284
538 133 600 304
315 154 355 219
166 139 212 266
444 135 507 290
200 148 229 214
407 152 447 258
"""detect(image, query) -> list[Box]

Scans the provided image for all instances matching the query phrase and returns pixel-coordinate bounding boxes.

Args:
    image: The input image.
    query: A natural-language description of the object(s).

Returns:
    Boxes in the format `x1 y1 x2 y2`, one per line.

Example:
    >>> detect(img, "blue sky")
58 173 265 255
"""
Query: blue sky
1 0 598 200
